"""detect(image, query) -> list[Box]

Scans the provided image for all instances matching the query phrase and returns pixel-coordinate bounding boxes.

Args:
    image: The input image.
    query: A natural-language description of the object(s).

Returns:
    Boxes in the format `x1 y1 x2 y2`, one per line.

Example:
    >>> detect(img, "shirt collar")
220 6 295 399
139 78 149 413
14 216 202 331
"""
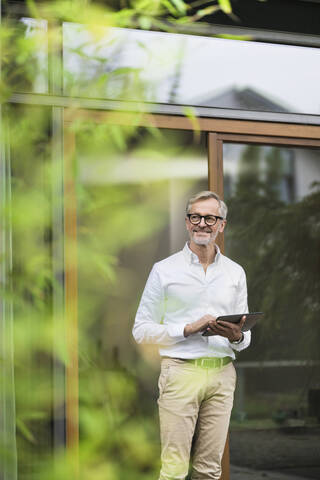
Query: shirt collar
183 242 221 265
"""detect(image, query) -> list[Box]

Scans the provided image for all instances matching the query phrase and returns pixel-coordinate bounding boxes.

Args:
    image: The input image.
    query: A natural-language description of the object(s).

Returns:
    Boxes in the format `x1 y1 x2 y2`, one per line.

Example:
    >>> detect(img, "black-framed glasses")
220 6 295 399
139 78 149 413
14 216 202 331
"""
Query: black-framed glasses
187 213 223 226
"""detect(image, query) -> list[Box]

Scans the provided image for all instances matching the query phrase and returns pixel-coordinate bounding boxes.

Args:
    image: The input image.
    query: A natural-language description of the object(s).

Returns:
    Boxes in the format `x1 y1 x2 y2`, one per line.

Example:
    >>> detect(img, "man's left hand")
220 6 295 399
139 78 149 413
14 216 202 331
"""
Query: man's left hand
206 316 246 343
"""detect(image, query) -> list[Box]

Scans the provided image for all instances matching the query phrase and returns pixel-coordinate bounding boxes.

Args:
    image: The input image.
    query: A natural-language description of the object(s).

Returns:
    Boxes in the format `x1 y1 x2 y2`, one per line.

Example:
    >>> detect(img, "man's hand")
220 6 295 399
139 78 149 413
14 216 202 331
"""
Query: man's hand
184 314 216 337
205 315 246 343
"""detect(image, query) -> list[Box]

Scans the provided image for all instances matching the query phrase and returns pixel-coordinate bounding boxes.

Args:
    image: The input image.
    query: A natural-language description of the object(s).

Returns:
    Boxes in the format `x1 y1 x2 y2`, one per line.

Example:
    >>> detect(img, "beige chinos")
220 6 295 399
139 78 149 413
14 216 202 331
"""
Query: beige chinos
158 357 236 480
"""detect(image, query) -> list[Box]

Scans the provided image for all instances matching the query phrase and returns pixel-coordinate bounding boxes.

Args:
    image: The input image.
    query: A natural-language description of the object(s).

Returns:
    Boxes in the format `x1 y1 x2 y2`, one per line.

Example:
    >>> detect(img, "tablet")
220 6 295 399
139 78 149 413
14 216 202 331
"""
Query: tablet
202 312 264 336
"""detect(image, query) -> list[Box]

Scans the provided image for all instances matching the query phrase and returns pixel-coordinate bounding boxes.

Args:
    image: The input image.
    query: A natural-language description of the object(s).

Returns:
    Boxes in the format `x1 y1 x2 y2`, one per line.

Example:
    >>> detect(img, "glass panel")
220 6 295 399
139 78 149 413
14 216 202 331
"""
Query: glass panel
7 105 54 478
3 17 48 94
223 143 320 478
74 124 207 475
63 24 320 116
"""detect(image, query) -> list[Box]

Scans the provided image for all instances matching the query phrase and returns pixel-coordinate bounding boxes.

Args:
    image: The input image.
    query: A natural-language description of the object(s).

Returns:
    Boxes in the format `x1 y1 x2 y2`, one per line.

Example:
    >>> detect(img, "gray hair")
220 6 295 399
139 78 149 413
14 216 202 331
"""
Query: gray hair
186 191 228 219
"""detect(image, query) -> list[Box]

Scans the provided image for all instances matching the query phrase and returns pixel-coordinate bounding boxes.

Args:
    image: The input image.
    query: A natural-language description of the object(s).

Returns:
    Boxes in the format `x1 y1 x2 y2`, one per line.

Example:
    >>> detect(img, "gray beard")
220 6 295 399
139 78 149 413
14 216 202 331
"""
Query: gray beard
191 230 219 246
193 236 212 246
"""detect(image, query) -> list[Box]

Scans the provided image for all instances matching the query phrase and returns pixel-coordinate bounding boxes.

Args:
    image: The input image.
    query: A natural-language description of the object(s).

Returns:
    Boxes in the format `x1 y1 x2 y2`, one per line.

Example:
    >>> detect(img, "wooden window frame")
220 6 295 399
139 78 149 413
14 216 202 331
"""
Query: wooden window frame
63 110 320 479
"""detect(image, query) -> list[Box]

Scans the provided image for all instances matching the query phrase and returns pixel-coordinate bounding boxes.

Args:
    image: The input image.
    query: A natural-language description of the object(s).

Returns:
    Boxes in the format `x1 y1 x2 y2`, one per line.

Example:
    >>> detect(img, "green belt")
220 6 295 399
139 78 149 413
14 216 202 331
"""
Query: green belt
185 356 232 369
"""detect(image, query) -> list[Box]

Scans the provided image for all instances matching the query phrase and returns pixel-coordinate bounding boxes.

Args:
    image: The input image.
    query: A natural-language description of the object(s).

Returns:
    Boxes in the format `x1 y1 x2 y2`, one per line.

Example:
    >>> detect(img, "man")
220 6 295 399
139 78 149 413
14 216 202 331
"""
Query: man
133 191 251 480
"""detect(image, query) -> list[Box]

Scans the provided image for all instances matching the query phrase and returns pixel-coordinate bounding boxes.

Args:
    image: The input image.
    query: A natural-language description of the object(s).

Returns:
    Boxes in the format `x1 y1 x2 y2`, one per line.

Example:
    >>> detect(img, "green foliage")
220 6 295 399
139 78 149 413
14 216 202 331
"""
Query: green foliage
2 46 207 478
3 101 171 478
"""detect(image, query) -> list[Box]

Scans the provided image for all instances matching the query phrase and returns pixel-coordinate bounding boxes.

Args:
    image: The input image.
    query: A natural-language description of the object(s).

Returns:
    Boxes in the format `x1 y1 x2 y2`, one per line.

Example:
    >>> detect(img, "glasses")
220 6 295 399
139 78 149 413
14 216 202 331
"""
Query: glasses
187 213 223 226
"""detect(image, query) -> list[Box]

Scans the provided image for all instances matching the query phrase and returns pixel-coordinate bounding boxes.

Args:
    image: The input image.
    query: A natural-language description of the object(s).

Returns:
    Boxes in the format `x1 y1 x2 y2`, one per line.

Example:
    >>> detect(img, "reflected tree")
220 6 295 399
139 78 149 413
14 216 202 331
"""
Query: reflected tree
227 145 320 362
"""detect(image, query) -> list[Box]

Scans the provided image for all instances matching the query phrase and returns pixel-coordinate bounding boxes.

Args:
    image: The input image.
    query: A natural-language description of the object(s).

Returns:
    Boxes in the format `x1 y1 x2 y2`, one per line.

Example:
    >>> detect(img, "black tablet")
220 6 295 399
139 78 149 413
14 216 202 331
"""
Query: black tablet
202 312 264 336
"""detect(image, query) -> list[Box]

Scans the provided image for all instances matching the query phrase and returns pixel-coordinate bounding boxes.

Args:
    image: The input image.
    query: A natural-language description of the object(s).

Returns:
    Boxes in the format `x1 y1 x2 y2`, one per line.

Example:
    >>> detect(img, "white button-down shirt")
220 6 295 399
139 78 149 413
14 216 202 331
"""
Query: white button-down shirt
133 243 251 359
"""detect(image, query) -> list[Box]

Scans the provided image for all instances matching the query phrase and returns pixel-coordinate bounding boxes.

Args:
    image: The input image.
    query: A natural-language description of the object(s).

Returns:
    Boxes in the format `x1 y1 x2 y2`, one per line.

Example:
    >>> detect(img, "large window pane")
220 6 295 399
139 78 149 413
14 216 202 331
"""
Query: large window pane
63 24 320 116
3 17 48 94
74 123 208 475
223 143 320 478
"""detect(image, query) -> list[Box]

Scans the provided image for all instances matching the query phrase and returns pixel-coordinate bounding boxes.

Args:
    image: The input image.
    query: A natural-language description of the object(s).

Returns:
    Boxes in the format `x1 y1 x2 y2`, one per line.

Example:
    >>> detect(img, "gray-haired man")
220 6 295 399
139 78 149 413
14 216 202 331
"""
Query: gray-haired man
133 191 251 480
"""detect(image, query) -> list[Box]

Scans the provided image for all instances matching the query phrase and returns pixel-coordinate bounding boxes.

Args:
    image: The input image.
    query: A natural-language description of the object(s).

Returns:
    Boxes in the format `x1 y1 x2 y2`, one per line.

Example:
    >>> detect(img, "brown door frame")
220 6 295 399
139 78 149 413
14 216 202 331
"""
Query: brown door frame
63 110 320 479
208 131 320 229
208 131 320 250
64 110 320 141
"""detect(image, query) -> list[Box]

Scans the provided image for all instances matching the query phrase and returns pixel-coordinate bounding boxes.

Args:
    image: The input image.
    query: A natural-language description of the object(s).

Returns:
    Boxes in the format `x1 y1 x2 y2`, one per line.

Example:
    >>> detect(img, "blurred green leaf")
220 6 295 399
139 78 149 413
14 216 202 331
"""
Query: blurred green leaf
170 0 188 15
16 418 36 444
183 106 200 142
0 1 232 479
218 0 232 14
138 15 153 30
196 5 220 19
217 34 252 41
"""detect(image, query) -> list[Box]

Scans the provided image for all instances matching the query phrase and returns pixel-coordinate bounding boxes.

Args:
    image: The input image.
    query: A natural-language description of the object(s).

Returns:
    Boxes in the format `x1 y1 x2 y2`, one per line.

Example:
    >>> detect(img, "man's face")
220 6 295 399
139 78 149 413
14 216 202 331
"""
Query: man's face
185 198 226 246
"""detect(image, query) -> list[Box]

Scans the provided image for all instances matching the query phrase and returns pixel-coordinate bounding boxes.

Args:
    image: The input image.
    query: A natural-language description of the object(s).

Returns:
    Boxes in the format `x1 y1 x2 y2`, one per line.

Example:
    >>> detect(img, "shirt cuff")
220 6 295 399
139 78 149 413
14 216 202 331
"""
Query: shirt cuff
167 324 186 342
229 330 251 351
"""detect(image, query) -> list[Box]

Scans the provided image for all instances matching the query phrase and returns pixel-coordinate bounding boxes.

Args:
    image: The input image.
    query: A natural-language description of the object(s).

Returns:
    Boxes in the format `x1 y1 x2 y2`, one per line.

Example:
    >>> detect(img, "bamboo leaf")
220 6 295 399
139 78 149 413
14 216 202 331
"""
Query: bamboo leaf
218 0 232 14
138 15 152 30
196 5 220 18
16 417 37 444
170 0 187 15
161 0 179 16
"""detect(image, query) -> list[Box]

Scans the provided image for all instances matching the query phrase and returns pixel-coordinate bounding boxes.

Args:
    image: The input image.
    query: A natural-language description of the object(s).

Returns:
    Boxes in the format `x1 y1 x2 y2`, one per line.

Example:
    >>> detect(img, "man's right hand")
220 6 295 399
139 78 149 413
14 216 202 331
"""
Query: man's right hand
184 314 216 337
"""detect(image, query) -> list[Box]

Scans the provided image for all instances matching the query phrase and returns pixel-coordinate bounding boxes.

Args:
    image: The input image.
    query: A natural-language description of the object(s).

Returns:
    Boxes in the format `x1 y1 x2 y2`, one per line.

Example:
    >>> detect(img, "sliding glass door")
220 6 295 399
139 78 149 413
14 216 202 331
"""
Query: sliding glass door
221 140 320 479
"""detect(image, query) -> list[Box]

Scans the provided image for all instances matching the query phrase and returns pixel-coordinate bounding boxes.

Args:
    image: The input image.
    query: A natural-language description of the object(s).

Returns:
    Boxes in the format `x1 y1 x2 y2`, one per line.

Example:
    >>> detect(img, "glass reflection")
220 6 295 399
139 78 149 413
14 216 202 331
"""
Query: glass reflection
224 143 320 479
7 105 54 478
63 24 320 115
4 17 48 94
20 18 48 93
75 125 207 474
